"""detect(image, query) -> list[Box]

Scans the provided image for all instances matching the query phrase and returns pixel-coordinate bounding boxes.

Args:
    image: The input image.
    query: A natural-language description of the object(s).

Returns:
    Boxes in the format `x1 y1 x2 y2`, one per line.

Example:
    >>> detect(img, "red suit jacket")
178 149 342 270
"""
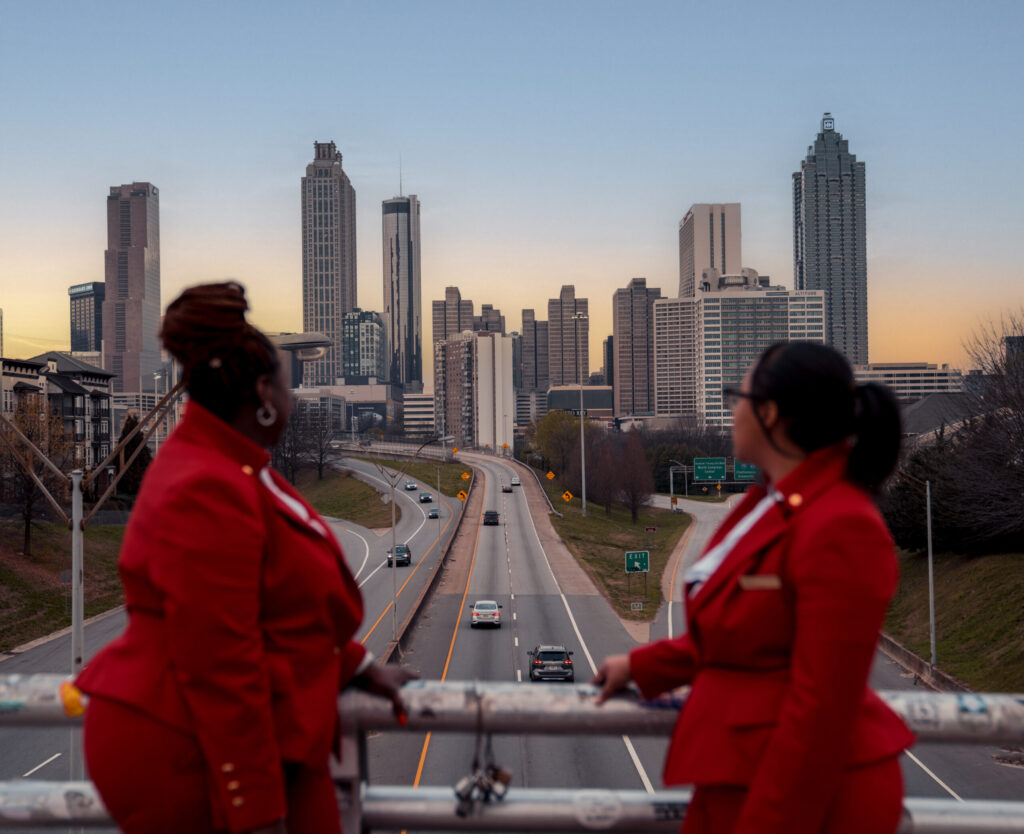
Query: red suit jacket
630 443 914 834
77 401 366 832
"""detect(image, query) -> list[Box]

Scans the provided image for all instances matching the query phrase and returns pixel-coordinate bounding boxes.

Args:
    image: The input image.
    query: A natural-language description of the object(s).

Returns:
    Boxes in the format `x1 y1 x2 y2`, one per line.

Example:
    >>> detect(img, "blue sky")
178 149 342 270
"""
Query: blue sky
2 0 1022 374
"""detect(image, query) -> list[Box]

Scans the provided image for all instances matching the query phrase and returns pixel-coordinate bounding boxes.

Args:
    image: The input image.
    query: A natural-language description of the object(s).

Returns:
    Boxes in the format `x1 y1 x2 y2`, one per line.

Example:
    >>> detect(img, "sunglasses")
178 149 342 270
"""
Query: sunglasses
723 387 763 410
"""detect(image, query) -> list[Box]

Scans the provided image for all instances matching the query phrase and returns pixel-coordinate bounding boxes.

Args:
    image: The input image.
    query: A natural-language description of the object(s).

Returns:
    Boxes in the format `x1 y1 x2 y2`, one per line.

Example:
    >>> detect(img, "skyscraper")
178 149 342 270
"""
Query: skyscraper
301 141 357 386
612 277 662 416
473 304 505 334
102 182 160 393
69 282 105 352
383 194 422 391
547 285 588 387
678 203 741 297
340 309 387 383
432 286 474 344
794 113 868 364
520 309 549 393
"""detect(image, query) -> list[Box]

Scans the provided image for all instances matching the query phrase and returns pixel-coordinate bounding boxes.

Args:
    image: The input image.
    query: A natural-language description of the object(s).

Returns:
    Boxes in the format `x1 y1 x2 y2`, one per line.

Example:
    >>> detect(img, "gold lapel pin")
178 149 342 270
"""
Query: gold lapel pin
787 493 803 508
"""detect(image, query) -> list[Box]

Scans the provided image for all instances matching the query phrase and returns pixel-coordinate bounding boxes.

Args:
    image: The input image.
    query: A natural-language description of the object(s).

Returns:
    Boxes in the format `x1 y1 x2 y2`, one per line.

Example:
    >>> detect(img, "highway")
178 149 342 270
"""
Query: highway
1 452 1022 832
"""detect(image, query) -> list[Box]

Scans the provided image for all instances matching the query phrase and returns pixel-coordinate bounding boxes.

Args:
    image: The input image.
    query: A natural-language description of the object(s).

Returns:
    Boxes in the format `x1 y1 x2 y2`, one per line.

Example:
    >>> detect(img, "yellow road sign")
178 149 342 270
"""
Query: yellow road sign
546 471 556 480
451 447 459 454
562 490 573 502
671 495 678 505
461 471 470 480
457 490 468 502
502 443 508 450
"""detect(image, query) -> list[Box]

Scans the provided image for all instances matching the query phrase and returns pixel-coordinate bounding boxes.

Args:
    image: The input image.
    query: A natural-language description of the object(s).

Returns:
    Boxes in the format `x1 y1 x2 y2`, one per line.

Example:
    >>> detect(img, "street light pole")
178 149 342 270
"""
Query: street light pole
573 312 587 518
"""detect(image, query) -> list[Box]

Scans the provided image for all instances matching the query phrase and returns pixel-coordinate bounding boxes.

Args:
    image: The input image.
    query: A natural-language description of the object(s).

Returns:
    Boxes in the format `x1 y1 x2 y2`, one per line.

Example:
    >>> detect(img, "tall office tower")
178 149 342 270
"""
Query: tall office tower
612 277 663 416
654 271 825 429
301 141 357 387
383 194 422 391
547 285 589 386
794 113 868 364
69 282 105 352
434 331 514 450
340 309 387 383
520 309 549 392
432 286 474 344
678 203 741 297
473 304 505 334
102 182 160 393
603 336 614 395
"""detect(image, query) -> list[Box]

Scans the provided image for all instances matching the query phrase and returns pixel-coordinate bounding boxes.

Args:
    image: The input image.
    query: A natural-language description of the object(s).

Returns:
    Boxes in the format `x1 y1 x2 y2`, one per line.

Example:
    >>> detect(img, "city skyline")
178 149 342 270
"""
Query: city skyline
2 2 1022 377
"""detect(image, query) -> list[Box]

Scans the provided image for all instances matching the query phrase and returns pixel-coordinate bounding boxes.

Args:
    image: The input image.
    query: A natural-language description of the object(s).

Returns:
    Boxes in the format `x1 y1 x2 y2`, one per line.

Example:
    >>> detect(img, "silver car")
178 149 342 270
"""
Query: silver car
470 600 502 628
527 645 575 681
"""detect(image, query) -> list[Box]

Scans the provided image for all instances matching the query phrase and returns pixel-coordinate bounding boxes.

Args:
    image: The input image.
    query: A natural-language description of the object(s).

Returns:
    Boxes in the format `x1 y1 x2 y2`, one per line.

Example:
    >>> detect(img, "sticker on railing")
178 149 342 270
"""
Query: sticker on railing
572 789 621 829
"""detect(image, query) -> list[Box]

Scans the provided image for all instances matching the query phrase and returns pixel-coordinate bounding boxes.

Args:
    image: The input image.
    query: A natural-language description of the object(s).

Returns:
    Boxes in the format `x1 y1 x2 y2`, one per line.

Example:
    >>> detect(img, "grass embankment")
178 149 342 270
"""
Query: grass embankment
351 458 471 499
885 549 1024 692
536 472 691 622
0 521 125 654
297 468 397 529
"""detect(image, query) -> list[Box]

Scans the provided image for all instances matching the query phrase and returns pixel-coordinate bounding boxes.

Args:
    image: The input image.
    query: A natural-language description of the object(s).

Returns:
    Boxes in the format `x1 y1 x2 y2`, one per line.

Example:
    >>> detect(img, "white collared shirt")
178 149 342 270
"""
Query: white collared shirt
685 489 782 598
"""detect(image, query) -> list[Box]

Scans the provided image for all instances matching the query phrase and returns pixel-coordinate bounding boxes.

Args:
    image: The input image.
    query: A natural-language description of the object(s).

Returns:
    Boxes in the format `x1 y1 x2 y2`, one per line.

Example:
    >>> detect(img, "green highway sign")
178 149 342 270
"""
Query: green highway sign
624 551 650 573
734 462 759 481
693 457 726 481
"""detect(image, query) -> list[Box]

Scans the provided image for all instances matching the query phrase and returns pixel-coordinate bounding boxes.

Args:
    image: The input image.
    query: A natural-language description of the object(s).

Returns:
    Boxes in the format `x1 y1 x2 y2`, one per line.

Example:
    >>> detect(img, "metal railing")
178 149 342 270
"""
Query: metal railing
3 675 1024 830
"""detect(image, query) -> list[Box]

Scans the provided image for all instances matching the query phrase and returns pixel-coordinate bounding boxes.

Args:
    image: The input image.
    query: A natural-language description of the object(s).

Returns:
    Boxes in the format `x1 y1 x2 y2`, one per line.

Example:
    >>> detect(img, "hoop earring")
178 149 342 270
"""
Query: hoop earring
256 401 278 427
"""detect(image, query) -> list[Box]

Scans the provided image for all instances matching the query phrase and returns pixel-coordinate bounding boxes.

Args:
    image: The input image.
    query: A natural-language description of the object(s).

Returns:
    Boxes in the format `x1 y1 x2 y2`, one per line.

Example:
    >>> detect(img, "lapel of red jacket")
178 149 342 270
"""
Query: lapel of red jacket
687 443 854 615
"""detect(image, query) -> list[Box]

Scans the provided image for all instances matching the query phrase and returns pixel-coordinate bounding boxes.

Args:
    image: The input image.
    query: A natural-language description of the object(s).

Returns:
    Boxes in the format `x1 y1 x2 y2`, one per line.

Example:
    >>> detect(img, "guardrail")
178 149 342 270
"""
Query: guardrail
3 676 1024 830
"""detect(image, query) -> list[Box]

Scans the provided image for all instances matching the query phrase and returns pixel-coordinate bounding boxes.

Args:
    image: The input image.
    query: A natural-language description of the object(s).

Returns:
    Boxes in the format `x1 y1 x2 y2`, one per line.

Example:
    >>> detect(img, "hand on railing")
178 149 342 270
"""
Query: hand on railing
354 662 419 725
591 653 633 704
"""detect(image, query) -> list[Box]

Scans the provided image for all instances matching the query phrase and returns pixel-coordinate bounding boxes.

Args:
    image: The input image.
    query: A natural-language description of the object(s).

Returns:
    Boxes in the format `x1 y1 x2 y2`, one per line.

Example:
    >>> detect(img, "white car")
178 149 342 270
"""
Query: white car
510 475 521 486
470 600 502 628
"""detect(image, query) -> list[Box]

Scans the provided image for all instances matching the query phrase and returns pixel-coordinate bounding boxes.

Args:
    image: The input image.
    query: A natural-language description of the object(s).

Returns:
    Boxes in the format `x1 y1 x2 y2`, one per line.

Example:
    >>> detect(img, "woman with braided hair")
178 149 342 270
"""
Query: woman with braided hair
77 282 414 834
593 341 915 834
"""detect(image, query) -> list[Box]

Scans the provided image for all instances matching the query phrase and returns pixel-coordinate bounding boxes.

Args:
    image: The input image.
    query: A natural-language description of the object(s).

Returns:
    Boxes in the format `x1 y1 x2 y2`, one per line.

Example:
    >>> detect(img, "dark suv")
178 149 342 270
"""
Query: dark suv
527 645 574 682
482 510 500 526
386 543 411 567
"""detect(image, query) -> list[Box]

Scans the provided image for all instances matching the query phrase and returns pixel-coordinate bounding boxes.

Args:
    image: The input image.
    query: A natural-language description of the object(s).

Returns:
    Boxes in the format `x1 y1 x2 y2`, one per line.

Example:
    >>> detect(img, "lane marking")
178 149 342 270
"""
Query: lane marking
514 636 518 647
412 471 486 786
518 468 656 793
904 750 963 801
23 753 61 778
666 518 697 640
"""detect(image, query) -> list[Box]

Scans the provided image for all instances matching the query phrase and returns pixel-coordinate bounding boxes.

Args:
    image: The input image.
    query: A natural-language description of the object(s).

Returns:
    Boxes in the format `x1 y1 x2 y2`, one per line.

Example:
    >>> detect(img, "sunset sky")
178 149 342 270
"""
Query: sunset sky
2 0 1022 380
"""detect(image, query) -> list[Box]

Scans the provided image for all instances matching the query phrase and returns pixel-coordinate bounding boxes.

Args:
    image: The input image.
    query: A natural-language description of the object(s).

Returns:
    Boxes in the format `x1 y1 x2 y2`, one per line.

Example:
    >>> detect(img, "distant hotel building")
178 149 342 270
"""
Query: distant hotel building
402 390 436 440
794 113 868 364
383 195 422 391
69 282 105 353
434 331 514 450
301 141 357 386
679 203 741 297
853 362 964 401
612 277 662 416
655 269 825 429
432 287 474 345
102 182 160 393
547 286 588 386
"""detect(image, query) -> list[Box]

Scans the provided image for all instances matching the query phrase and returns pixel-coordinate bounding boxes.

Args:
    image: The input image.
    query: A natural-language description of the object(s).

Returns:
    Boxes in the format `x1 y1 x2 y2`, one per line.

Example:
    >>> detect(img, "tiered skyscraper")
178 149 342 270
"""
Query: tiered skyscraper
432 286 474 344
301 141 357 386
102 182 160 393
383 195 422 391
793 113 868 364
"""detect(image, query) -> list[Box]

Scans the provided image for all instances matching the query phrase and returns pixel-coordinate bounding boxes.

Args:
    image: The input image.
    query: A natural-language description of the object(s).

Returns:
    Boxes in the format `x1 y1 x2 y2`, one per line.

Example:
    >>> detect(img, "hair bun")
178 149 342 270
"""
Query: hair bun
160 282 251 366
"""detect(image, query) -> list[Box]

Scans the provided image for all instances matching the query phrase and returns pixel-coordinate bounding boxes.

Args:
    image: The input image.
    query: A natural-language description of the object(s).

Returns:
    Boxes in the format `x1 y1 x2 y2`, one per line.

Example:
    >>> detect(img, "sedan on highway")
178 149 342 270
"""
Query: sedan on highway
419 492 433 503
482 510 500 525
527 645 575 682
502 484 513 493
404 481 418 490
470 600 502 628
427 508 439 519
386 543 411 567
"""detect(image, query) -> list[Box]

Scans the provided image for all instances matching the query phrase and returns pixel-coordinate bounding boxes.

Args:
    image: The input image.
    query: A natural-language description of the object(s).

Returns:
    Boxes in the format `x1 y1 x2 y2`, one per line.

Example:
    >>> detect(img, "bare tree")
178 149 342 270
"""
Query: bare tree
532 410 579 476
293 399 340 481
618 429 654 523
270 396 301 485
114 414 153 494
0 394 73 556
587 431 620 516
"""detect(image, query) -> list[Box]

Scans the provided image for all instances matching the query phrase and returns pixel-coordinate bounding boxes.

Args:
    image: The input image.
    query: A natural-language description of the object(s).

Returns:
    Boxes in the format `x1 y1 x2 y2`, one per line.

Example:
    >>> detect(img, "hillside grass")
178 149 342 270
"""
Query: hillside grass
537 473 691 622
885 549 1024 691
296 467 397 529
0 520 125 654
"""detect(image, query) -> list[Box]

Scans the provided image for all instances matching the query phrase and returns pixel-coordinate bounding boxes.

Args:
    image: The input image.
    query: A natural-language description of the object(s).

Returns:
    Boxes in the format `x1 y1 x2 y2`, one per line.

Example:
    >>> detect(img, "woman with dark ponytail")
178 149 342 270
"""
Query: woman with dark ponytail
77 282 414 834
594 342 914 834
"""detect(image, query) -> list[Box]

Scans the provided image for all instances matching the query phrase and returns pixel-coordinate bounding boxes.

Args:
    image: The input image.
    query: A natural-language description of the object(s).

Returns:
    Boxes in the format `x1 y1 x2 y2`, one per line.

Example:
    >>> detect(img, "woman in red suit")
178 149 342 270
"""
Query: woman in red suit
76 283 414 834
594 341 914 834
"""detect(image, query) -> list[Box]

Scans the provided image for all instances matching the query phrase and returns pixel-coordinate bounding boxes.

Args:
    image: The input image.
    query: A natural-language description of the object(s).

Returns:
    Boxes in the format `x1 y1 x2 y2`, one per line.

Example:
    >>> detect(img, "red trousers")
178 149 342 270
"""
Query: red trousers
682 756 905 834
83 696 342 834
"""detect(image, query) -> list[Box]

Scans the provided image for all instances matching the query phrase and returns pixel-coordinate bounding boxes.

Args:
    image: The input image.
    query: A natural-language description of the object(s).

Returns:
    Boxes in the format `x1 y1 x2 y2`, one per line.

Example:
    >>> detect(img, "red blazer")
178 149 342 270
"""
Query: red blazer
630 443 914 834
77 401 366 832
